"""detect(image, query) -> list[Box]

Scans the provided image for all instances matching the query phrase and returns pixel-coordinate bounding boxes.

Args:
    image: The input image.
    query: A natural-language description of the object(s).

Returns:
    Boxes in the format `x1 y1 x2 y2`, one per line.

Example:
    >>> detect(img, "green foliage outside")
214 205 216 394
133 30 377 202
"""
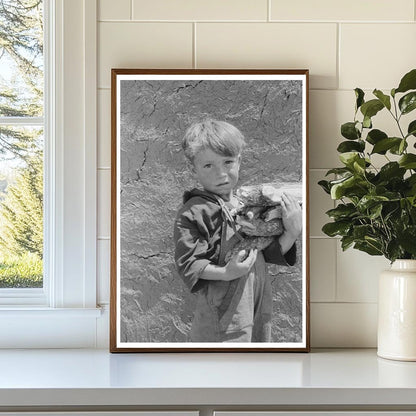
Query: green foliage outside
0 252 42 288
319 69 416 262
0 0 44 288
0 154 43 258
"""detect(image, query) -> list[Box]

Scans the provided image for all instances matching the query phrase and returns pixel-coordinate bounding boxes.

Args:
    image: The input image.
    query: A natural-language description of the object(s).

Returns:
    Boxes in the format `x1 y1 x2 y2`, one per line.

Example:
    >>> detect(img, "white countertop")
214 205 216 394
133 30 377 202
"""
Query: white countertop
0 348 416 408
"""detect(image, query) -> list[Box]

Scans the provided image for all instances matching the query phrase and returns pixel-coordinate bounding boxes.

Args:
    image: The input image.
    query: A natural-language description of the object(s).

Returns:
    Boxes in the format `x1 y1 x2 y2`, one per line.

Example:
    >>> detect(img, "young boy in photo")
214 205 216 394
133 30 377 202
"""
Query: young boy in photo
173 119 302 343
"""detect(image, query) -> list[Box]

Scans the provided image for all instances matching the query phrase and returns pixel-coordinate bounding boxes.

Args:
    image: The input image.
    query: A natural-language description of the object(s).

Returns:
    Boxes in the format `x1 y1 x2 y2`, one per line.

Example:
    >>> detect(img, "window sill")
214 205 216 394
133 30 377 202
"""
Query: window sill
0 349 415 410
0 306 102 316
0 307 104 348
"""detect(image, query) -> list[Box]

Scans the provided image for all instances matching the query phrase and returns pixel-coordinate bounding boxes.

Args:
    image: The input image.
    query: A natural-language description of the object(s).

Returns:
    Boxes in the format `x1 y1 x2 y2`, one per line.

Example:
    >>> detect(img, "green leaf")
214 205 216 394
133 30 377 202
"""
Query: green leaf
398 227 416 255
363 116 372 129
357 195 389 212
339 152 360 167
352 224 373 239
384 203 400 223
373 89 391 110
410 206 416 221
365 236 383 252
408 197 416 208
366 129 387 145
330 175 365 200
390 139 408 155
399 92 416 115
341 235 355 251
386 239 401 260
326 203 357 220
354 241 383 256
371 137 402 154
406 174 416 187
339 152 355 166
322 221 351 237
330 176 354 199
337 140 365 153
341 122 361 140
395 69 416 94
355 88 365 110
405 174 416 196
360 99 384 119
369 203 383 220
325 167 352 176
353 158 366 174
407 120 416 138
318 180 331 194
377 162 406 181
399 154 416 169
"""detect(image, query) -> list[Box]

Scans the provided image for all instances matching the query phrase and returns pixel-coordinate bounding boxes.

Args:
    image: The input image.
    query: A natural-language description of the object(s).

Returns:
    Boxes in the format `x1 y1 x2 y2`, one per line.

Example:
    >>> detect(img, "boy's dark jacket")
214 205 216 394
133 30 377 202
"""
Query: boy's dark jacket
173 188 296 293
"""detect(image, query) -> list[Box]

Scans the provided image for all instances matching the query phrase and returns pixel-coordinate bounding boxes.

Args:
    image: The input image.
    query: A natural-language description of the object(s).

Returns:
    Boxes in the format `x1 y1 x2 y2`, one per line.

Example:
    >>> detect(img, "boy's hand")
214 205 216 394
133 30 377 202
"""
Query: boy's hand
225 249 257 280
281 193 302 240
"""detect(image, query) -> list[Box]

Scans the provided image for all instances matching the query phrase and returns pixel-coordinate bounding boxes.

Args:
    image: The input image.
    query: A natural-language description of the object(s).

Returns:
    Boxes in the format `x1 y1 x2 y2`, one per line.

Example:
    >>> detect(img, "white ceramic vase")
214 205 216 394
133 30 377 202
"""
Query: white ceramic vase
378 259 416 361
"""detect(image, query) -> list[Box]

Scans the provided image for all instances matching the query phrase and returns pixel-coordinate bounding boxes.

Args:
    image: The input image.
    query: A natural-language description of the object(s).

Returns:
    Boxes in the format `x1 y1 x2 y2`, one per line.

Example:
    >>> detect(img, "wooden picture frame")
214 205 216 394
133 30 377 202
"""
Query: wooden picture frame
110 69 310 352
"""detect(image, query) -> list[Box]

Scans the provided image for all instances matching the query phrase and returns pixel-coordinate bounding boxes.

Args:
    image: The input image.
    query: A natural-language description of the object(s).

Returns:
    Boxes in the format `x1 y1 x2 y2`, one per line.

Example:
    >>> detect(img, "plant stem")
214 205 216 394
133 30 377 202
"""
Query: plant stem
390 97 406 139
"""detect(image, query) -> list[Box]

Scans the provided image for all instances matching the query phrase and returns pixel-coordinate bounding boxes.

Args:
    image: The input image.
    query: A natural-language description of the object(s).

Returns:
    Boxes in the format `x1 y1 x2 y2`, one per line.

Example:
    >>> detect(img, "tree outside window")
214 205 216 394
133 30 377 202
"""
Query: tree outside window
0 0 44 288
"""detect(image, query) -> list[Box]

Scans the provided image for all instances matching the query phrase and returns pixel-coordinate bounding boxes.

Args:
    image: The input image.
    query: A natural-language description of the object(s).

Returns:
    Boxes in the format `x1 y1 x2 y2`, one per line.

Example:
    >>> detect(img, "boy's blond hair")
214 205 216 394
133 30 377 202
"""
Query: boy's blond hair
182 119 245 162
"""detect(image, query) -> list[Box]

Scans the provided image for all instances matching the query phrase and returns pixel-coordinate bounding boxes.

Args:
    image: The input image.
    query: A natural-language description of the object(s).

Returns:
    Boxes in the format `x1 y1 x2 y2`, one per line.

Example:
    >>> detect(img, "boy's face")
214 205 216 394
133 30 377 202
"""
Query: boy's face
192 147 241 201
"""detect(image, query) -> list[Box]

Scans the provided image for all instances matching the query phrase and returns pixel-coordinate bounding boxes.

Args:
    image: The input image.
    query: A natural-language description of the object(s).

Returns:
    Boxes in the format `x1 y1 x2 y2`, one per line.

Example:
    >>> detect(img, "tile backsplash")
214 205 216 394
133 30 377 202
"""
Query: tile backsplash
96 0 416 347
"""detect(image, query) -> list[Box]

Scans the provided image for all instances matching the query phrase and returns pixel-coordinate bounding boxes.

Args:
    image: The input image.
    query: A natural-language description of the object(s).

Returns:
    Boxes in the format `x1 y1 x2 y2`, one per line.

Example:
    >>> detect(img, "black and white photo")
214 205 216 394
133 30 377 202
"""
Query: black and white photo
110 69 309 352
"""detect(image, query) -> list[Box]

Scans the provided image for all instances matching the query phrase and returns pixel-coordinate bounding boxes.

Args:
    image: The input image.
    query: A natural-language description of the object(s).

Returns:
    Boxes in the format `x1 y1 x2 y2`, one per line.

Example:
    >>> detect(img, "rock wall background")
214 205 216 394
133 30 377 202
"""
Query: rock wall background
118 79 304 343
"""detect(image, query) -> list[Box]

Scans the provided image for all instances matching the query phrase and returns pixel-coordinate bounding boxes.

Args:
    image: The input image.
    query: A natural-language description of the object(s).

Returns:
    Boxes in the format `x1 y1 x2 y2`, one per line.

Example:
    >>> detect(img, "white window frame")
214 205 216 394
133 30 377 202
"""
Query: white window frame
0 0 101 348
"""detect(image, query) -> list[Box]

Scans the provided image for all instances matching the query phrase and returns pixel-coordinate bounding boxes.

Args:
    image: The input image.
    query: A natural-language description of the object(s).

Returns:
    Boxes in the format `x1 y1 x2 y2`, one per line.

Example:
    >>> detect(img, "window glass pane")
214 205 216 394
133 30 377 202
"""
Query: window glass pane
0 0 44 117
0 0 44 290
0 126 43 289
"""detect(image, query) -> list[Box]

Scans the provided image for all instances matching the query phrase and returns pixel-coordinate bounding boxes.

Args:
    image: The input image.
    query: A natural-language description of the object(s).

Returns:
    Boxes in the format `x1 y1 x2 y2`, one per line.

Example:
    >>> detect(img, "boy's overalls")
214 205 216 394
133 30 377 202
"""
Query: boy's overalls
190 197 273 342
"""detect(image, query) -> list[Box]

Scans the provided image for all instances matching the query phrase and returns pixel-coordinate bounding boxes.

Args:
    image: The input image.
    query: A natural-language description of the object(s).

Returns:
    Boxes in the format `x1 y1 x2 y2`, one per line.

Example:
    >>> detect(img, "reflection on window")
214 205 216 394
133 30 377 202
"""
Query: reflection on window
0 0 44 288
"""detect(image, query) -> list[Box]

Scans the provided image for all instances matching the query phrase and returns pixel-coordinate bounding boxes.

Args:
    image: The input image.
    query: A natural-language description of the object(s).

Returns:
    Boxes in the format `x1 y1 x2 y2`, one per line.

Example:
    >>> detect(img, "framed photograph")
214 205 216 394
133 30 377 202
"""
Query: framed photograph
110 69 310 352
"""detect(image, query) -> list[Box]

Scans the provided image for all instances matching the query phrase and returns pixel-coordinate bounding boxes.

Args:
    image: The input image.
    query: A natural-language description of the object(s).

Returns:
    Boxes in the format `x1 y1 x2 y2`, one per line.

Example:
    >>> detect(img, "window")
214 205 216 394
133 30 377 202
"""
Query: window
0 0 101 348
0 0 45 293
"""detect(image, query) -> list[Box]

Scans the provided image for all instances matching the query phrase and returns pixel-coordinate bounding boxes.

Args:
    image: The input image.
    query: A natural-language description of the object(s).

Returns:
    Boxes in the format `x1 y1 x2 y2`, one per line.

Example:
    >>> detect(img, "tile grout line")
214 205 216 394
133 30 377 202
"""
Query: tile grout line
333 194 339 302
336 22 340 90
267 0 271 22
193 22 197 69
333 229 338 303
130 0 133 20
309 236 339 239
311 301 378 305
98 19 415 24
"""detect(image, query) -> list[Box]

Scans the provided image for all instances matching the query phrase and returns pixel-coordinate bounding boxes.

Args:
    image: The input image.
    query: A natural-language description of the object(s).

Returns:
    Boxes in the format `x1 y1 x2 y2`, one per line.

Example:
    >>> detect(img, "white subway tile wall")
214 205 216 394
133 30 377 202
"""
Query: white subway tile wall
309 90 354 169
98 22 193 88
97 0 416 347
311 303 378 347
196 23 338 89
270 0 415 22
310 239 336 302
336 246 390 303
98 169 111 239
97 239 110 305
339 24 416 90
98 90 111 168
99 0 131 21
132 0 268 21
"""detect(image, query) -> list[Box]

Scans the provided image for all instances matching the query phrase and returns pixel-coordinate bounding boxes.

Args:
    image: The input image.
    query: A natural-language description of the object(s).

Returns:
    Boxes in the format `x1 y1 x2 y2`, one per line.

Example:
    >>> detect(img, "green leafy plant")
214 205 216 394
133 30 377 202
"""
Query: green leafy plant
319 69 416 262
